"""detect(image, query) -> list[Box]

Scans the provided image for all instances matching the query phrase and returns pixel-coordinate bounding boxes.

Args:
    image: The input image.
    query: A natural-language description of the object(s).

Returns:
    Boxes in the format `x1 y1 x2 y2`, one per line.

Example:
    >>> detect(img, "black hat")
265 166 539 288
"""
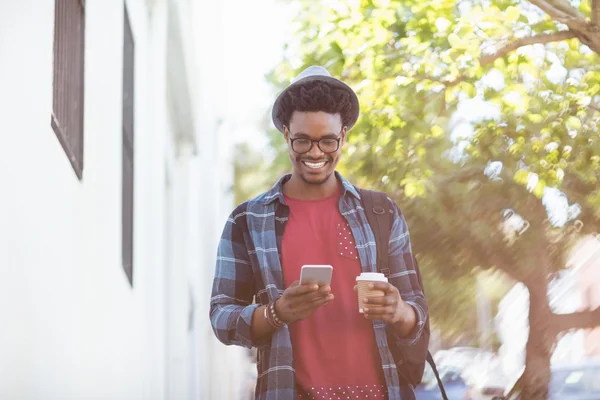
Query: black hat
271 66 360 133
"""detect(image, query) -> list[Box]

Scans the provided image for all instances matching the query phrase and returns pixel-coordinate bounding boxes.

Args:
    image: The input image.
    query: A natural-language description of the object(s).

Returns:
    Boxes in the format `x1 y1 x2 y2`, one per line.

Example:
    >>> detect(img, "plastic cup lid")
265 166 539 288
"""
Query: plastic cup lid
356 272 388 282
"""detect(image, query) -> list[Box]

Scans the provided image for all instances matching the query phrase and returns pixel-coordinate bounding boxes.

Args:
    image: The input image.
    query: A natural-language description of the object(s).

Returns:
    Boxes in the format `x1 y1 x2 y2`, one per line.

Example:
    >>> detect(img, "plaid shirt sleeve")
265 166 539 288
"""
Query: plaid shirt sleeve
209 208 262 349
385 199 428 347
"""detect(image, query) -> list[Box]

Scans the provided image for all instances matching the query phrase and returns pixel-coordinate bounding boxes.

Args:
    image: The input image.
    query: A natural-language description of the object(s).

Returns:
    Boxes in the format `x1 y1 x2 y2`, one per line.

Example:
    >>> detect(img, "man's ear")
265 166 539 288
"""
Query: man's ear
283 126 289 141
341 127 348 145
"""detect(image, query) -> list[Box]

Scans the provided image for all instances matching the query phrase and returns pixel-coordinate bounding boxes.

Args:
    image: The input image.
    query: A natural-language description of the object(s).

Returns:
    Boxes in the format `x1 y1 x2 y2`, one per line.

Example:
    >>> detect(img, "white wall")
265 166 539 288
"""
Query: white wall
0 1 163 398
0 0 250 399
189 0 255 398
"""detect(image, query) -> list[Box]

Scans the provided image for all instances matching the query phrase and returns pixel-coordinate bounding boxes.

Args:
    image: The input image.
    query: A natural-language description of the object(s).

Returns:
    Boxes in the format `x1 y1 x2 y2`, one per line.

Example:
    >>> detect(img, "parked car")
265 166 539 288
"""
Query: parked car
463 361 508 400
437 347 495 372
464 373 506 400
492 359 600 400
415 365 469 400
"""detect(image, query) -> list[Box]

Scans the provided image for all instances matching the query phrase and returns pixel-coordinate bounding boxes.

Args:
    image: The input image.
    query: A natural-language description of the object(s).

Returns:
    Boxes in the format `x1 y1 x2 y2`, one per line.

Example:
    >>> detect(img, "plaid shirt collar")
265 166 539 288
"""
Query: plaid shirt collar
262 171 361 206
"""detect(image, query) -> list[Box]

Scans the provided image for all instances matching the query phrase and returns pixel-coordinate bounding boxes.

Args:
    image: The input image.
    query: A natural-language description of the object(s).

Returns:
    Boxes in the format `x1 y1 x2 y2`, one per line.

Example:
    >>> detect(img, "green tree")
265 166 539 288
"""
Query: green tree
269 0 600 398
232 141 269 206
232 114 292 205
236 117 488 345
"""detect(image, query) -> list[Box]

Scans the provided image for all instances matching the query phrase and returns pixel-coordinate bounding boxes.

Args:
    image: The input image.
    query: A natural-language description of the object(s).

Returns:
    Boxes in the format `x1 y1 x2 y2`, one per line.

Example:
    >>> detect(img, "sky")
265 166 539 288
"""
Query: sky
219 0 297 150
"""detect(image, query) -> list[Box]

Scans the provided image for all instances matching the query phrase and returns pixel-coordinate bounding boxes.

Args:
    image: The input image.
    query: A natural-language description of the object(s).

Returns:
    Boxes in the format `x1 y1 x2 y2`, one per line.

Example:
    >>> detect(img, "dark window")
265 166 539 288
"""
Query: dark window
122 5 135 286
51 0 86 179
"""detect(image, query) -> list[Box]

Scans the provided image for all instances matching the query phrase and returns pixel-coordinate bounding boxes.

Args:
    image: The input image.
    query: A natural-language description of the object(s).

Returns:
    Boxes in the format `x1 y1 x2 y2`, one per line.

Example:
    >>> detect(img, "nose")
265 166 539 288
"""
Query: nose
306 140 325 158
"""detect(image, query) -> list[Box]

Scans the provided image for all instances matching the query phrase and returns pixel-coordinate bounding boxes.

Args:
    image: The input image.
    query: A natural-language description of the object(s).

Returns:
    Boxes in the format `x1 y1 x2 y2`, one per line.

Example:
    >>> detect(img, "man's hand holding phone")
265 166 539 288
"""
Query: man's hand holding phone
275 280 333 324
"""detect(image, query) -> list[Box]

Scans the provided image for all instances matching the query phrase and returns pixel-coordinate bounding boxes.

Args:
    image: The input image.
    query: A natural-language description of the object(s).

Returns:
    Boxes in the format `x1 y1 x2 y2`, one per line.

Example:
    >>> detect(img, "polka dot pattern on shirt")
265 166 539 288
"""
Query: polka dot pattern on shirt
297 385 388 400
337 223 358 260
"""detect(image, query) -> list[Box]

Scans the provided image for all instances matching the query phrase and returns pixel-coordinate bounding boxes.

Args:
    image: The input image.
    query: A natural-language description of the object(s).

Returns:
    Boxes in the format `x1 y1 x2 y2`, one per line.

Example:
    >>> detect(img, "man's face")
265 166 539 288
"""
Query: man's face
284 111 346 185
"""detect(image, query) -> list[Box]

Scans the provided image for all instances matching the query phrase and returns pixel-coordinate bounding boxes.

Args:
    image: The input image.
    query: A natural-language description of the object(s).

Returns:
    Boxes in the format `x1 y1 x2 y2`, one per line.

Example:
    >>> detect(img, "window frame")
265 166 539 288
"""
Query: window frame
51 0 86 180
122 4 135 286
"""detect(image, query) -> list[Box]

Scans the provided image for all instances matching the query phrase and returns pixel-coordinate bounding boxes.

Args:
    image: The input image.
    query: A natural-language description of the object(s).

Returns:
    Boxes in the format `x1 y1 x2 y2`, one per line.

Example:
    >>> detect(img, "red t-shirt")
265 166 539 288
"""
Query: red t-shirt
281 186 388 400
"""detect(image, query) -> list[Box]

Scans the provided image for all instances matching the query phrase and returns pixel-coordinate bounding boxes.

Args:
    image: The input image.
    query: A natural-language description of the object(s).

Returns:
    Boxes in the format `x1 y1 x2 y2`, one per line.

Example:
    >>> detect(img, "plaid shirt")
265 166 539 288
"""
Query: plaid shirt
210 173 428 400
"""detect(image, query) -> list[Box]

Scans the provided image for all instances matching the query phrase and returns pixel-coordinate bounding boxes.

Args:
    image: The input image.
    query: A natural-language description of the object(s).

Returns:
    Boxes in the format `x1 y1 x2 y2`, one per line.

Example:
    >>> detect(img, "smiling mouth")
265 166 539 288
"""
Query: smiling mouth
302 161 327 169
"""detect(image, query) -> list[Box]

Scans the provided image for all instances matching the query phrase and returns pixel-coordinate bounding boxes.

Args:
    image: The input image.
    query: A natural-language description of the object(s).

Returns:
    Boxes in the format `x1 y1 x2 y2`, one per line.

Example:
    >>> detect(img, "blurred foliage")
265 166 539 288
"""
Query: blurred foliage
232 1 600 356
233 141 270 206
260 0 600 342
232 115 291 205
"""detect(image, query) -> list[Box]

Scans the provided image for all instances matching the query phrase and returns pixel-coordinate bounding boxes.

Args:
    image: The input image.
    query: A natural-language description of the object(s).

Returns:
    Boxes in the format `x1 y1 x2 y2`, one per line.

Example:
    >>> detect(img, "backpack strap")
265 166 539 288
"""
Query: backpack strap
428 352 449 400
359 188 448 400
359 189 391 277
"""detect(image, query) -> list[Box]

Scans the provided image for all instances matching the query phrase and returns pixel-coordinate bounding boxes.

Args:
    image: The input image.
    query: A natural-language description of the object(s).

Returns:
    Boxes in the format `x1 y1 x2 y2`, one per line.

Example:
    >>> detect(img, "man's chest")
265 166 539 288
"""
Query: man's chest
285 205 345 246
281 203 362 285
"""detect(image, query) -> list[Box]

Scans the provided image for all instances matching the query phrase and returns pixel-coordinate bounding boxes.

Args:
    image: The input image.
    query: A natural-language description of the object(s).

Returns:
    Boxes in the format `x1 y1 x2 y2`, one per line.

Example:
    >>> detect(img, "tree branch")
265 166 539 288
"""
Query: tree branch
416 73 463 87
554 307 600 333
443 32 577 86
528 0 588 31
383 30 577 88
479 31 578 65
594 0 600 23
544 0 585 18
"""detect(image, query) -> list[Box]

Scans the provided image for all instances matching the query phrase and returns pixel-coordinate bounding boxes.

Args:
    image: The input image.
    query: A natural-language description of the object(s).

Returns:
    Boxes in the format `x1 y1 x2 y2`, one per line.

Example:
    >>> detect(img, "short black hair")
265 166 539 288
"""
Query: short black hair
276 80 353 129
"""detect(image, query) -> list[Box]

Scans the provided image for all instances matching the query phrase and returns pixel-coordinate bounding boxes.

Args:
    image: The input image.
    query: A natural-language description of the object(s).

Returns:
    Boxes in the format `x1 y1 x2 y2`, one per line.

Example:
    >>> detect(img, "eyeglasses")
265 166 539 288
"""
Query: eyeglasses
288 137 341 154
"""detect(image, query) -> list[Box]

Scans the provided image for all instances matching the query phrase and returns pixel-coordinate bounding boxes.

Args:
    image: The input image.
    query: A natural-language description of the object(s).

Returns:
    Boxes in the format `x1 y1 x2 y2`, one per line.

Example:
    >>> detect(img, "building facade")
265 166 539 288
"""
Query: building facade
0 1 250 399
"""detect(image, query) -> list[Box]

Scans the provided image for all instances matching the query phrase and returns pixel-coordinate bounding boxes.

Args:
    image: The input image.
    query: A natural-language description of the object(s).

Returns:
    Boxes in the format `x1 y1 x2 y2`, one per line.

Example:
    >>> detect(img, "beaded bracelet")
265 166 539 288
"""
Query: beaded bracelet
270 300 286 327
263 305 277 329
264 303 282 329
264 300 286 329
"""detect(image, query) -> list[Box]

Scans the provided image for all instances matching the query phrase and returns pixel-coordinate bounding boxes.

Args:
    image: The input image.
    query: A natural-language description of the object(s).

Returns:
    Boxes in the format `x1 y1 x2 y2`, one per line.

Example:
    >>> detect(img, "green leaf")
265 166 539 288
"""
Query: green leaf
514 169 529 185
527 114 544 123
405 182 417 197
431 125 444 138
505 6 520 22
533 180 546 198
459 82 476 97
448 33 463 49
566 116 581 130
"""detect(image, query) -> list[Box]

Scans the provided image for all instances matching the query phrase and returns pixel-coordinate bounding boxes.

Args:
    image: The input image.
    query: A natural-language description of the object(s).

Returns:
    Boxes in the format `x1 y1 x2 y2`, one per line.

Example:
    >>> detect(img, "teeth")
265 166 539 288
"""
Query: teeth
304 161 326 169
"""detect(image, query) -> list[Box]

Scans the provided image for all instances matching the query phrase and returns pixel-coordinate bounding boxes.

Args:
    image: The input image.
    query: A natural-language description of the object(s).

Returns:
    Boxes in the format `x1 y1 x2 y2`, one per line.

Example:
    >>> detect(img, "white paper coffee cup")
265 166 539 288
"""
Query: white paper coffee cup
356 272 388 313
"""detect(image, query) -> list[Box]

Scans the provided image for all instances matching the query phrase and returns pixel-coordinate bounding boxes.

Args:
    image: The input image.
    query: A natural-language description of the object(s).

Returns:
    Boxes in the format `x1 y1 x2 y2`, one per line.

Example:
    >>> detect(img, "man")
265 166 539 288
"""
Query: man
210 66 428 400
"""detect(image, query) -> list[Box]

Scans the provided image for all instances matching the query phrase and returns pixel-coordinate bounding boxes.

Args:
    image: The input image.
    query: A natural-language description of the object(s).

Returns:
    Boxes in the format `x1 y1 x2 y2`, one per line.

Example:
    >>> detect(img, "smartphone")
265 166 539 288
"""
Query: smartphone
299 265 333 286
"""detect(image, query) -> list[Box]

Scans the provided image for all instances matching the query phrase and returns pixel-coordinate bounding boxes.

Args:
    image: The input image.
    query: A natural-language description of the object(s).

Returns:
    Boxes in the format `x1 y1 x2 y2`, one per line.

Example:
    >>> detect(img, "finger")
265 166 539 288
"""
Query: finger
364 295 397 306
318 285 331 295
315 294 334 309
289 291 329 308
363 305 393 315
298 294 334 311
296 297 334 320
300 284 330 299
304 292 333 304
353 285 357 292
288 282 320 296
315 293 334 303
295 294 334 314
364 313 393 322
363 306 394 319
369 282 397 294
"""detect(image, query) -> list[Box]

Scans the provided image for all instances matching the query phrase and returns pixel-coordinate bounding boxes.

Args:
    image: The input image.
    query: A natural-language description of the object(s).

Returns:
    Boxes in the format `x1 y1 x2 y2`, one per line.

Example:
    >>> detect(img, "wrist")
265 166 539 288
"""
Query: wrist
393 303 416 331
265 299 286 329
273 297 290 324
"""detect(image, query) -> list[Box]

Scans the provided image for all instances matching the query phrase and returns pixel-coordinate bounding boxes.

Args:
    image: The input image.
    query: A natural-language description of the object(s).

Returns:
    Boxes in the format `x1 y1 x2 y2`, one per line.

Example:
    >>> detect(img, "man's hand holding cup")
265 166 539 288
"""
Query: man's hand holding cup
355 272 416 332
